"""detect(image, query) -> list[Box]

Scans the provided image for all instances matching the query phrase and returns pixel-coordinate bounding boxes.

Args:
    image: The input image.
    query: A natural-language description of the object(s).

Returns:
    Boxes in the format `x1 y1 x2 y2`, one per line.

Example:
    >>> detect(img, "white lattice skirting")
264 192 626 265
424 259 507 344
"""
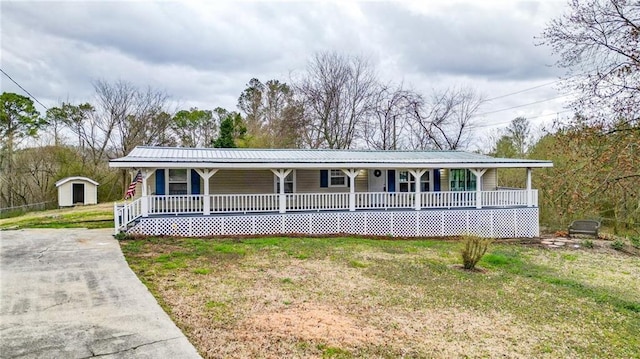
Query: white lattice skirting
126 208 539 238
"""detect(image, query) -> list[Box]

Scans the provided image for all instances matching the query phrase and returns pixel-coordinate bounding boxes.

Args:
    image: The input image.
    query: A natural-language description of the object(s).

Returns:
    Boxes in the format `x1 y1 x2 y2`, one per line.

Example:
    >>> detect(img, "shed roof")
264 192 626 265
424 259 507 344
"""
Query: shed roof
55 176 99 187
109 146 553 169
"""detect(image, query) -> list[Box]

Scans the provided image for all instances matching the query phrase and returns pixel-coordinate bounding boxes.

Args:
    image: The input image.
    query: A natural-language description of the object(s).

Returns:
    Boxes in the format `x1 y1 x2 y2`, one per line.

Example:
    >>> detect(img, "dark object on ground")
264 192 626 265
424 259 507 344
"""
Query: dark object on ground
568 220 600 238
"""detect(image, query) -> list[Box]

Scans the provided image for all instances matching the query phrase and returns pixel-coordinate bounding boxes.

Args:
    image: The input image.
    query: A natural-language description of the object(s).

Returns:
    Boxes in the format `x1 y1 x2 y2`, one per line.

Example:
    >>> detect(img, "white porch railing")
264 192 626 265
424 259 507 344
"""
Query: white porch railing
286 193 349 211
482 190 536 207
114 190 538 231
150 194 204 214
421 191 477 208
210 194 279 213
356 192 415 209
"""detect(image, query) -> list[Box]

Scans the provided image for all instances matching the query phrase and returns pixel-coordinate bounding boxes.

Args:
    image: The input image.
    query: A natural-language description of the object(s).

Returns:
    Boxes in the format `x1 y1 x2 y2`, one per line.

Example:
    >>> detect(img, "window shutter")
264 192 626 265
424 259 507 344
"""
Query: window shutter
387 170 396 192
155 169 165 195
190 169 200 194
320 170 328 188
433 169 441 192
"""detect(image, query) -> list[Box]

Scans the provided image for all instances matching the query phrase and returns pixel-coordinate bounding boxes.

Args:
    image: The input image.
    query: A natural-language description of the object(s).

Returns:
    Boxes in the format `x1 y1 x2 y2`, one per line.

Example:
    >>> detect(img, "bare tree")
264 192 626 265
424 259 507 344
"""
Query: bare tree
540 0 640 126
363 83 419 150
295 52 377 149
408 87 484 150
95 80 174 157
53 80 173 166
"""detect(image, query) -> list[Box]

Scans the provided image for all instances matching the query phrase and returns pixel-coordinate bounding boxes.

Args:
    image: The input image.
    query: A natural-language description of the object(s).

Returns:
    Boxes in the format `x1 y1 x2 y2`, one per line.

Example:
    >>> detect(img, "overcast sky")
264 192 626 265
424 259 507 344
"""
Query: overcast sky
1 0 573 147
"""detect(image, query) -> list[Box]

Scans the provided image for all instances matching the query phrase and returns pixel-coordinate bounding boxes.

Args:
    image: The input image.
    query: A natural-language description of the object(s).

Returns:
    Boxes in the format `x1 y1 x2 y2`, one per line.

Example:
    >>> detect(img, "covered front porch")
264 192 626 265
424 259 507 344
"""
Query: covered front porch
114 168 538 234
110 147 552 237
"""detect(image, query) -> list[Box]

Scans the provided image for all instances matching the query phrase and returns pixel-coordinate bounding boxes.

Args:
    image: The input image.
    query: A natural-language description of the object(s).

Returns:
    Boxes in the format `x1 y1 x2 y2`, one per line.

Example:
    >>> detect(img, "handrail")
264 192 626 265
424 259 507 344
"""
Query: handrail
114 197 144 233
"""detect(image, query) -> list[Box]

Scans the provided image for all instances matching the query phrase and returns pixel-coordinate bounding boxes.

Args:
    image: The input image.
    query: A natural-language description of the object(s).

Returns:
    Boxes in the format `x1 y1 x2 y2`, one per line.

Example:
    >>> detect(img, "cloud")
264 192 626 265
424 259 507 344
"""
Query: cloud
0 0 570 133
361 2 562 81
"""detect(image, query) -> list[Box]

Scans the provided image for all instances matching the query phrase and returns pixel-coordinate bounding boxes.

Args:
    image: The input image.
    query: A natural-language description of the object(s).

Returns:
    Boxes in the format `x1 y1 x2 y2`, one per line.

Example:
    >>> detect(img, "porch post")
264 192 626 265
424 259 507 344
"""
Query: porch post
341 169 360 211
195 169 218 215
271 169 292 214
526 167 532 207
409 169 427 210
470 168 487 209
140 168 155 217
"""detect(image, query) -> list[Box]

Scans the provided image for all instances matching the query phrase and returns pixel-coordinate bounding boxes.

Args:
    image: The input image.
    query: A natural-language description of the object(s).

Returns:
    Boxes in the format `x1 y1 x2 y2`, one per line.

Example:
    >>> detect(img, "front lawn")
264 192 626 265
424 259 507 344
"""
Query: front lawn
0 203 114 229
121 237 640 358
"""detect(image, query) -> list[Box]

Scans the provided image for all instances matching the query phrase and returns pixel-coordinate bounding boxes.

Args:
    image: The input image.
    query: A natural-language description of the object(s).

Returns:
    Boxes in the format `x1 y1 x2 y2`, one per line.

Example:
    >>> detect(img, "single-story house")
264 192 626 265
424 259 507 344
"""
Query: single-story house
109 146 553 238
55 176 99 207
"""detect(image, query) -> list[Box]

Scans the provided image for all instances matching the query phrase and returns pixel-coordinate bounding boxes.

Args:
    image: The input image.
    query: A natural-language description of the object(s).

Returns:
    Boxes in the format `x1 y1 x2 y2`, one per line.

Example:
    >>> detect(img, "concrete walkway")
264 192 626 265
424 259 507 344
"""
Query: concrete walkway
0 228 201 358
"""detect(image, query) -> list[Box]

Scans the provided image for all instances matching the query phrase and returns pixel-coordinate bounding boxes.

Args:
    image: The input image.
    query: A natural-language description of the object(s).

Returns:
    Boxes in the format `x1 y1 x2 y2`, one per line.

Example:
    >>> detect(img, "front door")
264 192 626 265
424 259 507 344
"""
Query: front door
368 169 386 192
72 183 84 204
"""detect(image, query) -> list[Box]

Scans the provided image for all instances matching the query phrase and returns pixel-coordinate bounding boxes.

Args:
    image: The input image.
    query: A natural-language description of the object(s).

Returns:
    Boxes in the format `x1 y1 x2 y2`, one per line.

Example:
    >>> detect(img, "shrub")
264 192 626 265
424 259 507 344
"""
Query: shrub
460 235 493 270
629 236 640 249
611 239 625 251
581 239 594 248
114 231 128 240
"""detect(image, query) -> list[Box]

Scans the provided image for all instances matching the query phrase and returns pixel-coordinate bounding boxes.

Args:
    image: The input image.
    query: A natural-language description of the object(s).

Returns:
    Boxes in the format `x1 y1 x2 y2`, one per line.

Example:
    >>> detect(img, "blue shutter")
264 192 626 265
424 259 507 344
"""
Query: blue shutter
155 169 165 195
191 169 200 194
387 170 396 192
320 170 328 188
433 169 441 192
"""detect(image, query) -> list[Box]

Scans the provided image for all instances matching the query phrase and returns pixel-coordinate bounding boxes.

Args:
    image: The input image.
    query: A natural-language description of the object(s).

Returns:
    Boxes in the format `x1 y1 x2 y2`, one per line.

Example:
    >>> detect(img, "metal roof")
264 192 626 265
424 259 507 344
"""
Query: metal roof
109 146 553 169
55 176 100 187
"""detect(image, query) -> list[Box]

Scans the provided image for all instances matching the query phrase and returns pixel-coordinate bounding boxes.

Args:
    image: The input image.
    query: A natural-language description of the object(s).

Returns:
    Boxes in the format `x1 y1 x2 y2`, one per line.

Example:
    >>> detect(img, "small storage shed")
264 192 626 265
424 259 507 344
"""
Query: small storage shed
55 177 99 207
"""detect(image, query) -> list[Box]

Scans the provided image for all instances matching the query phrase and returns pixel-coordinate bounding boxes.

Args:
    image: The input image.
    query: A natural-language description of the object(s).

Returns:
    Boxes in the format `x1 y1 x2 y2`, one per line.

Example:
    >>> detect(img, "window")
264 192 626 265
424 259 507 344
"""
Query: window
168 169 188 195
449 169 477 191
398 171 431 192
420 171 430 192
274 171 295 193
329 169 347 187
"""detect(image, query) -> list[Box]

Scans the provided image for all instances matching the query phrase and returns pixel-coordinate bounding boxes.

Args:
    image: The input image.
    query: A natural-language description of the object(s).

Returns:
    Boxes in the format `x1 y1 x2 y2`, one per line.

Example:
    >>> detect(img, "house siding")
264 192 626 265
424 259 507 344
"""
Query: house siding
483 169 497 191
144 168 495 194
209 170 273 194
439 168 497 191
297 170 368 193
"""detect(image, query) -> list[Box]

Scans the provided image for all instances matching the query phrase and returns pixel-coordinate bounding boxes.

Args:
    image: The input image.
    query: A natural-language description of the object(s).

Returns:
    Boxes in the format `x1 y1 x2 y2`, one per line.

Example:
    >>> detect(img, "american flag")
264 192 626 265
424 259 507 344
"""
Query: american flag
124 170 143 199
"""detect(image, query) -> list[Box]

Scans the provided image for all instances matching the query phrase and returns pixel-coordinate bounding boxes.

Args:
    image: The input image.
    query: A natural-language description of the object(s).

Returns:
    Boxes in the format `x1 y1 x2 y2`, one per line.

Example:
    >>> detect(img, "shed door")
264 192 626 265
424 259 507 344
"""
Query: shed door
72 183 84 204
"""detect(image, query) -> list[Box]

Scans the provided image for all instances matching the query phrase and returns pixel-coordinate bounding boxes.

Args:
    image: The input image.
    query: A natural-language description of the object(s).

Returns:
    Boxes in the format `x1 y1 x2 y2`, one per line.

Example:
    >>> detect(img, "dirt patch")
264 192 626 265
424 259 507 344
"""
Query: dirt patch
237 303 389 348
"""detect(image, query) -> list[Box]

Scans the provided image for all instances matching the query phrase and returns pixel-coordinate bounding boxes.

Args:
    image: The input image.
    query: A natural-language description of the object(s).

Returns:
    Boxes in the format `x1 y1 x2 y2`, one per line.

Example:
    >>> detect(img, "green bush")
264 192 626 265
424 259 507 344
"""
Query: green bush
611 239 625 251
460 235 493 270
581 239 594 248
629 236 640 249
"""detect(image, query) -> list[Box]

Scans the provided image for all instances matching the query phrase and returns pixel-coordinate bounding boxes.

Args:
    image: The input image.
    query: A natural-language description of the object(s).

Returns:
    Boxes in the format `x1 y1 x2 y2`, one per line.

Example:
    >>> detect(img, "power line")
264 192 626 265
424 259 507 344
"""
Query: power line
475 94 572 117
526 109 573 120
485 79 562 102
474 109 573 128
0 68 49 111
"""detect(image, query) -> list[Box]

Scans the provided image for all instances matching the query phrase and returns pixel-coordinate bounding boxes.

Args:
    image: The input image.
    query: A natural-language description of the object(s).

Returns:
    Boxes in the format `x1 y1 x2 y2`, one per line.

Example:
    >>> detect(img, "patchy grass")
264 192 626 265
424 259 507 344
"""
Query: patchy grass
121 237 640 358
0 203 114 230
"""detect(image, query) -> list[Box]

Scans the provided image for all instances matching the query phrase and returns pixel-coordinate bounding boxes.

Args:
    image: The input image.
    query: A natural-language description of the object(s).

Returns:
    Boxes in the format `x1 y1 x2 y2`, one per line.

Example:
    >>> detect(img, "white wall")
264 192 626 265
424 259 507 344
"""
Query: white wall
57 180 98 207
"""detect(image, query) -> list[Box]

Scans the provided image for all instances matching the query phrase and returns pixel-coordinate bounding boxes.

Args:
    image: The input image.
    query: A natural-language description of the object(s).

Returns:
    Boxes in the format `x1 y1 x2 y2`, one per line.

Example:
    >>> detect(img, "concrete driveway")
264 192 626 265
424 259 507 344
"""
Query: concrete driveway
0 228 201 358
